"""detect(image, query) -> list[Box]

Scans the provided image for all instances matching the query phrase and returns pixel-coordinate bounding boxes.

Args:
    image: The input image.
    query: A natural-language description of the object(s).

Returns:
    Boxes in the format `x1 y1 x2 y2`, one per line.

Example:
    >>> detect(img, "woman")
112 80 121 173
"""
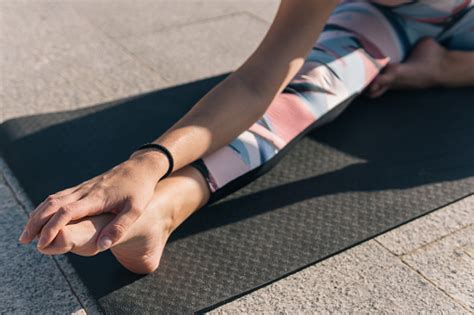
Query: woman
19 0 473 274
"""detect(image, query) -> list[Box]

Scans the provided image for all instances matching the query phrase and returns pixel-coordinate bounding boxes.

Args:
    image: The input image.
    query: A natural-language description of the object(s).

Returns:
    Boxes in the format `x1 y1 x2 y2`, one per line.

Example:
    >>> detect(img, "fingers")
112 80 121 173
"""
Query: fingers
36 197 103 249
38 214 116 256
37 229 74 256
19 191 81 244
97 206 141 251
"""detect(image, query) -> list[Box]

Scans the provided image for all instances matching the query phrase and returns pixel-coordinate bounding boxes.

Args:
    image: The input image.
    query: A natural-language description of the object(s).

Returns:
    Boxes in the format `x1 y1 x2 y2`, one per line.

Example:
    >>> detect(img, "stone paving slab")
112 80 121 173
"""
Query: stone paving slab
243 0 279 23
377 195 474 256
0 158 102 314
121 13 269 85
211 240 468 314
1 56 166 122
55 254 103 314
1 1 122 86
402 225 474 312
0 175 85 314
0 158 35 213
70 0 278 39
0 0 167 122
0 1 102 48
0 1 275 123
0 180 17 209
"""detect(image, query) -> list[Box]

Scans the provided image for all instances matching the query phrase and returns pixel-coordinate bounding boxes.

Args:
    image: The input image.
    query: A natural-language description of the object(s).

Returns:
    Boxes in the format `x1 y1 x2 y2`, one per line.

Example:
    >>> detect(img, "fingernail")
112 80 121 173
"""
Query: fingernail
37 236 46 248
19 230 29 242
98 237 112 251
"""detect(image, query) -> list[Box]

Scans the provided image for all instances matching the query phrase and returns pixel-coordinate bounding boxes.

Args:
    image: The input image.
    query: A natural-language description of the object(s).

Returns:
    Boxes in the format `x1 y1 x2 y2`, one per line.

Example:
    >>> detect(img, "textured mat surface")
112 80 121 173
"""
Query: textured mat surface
1 76 473 313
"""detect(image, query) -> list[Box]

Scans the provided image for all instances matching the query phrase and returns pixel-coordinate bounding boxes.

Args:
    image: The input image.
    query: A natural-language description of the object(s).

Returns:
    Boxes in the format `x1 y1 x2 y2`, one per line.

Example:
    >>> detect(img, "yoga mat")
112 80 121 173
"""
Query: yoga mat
1 76 473 313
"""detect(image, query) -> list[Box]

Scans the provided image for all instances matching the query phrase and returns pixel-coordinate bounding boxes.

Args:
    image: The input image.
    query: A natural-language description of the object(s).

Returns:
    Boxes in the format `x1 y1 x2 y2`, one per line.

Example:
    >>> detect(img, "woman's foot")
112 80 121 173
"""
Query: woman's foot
39 195 173 274
111 195 173 274
367 37 446 98
39 167 210 274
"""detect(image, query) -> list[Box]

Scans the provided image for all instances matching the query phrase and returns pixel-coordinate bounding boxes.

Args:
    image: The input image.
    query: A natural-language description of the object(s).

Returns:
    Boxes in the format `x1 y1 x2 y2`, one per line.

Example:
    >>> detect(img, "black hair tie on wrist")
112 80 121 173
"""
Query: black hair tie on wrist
135 143 174 179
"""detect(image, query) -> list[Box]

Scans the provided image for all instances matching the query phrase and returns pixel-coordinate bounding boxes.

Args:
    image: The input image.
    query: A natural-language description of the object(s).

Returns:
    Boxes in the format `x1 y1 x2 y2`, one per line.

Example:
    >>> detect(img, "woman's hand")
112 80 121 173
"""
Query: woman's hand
19 150 169 251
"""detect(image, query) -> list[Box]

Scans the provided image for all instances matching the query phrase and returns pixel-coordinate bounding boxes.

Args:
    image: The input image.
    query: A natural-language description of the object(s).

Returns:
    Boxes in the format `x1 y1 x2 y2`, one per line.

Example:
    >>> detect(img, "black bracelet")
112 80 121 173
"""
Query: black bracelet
135 143 174 179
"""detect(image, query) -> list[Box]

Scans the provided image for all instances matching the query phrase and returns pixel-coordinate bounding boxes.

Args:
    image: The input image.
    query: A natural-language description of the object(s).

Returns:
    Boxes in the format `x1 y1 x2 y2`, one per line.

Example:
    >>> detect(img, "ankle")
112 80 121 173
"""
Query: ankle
153 192 184 237
432 49 451 87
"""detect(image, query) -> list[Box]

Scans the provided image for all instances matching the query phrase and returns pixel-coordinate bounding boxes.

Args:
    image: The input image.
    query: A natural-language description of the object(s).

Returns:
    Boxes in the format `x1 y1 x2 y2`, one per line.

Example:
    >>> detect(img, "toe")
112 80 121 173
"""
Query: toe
367 65 398 98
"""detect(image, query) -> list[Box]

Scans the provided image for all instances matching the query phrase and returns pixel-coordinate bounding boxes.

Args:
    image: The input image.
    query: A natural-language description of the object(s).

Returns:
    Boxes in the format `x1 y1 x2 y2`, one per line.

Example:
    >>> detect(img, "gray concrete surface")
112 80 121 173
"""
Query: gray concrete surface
1 0 472 313
120 13 268 84
212 240 470 314
402 225 474 311
0 0 277 122
0 169 88 314
377 196 474 256
213 199 473 314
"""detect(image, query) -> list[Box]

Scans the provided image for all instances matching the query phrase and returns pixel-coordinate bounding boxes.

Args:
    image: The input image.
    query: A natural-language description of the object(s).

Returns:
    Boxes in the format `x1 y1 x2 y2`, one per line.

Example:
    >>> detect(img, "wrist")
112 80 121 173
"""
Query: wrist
129 149 170 179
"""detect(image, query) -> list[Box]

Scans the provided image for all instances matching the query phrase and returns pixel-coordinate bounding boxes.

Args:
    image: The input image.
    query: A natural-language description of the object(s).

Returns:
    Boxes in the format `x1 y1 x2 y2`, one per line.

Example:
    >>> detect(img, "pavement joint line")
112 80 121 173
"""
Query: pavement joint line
375 222 473 258
87 29 167 86
398 223 474 257
0 161 90 313
377 232 473 313
110 11 264 40
377 218 474 258
56 65 163 115
74 5 260 41
74 10 269 85
0 166 30 218
399 256 472 313
242 10 274 25
59 4 168 85
398 223 473 258
375 195 474 257
463 247 472 258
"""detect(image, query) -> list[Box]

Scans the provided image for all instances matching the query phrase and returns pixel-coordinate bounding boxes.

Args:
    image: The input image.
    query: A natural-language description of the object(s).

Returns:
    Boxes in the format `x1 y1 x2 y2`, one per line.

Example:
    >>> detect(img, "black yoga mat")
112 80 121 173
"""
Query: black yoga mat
1 76 473 313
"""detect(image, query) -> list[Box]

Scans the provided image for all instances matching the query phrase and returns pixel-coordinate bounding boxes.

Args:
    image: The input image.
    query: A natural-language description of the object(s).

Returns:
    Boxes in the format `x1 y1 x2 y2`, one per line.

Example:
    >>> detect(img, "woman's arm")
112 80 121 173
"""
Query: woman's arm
21 0 337 250
136 0 338 171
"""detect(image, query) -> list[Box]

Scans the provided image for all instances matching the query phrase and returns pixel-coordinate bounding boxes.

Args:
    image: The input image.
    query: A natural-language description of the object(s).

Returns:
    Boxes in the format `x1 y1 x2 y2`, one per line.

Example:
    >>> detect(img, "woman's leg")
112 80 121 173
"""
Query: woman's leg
438 5 474 52
368 5 474 97
193 1 406 197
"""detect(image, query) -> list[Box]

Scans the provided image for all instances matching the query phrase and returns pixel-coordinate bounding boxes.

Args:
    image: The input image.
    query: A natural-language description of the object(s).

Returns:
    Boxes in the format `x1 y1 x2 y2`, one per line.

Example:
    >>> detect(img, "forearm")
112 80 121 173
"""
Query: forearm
153 74 267 170
437 50 474 87
137 0 337 172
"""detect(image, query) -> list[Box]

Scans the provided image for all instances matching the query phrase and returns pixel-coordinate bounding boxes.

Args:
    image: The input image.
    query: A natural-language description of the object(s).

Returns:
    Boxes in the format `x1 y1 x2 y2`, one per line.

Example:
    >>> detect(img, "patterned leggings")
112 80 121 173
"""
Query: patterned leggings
192 0 474 198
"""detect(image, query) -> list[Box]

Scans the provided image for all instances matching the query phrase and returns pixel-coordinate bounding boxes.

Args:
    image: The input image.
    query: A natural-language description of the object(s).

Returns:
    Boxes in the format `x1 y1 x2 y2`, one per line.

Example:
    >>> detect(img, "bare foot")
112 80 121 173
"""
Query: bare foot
38 167 209 274
367 37 446 98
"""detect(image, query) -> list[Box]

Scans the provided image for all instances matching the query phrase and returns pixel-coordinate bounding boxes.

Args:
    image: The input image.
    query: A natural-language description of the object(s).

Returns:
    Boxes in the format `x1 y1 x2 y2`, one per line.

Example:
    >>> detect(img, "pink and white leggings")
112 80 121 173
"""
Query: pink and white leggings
192 0 473 198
